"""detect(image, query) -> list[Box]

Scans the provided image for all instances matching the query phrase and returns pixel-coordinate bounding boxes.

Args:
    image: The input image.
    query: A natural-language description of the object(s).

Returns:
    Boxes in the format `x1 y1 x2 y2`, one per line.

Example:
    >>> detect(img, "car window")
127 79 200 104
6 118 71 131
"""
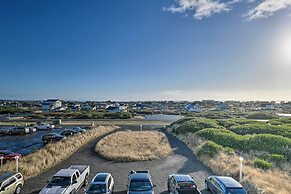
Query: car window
72 174 77 182
76 171 80 178
108 177 112 188
178 182 195 189
16 174 22 179
9 177 17 185
1 180 9 189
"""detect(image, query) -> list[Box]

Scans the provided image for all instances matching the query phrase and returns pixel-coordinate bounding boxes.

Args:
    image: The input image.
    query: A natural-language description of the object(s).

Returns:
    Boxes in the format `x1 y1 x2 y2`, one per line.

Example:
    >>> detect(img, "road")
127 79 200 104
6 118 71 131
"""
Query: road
22 126 212 194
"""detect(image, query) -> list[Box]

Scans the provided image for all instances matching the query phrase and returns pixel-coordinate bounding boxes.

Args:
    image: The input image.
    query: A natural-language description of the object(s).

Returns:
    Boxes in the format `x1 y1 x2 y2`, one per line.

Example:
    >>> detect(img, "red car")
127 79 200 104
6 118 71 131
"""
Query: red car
0 150 22 162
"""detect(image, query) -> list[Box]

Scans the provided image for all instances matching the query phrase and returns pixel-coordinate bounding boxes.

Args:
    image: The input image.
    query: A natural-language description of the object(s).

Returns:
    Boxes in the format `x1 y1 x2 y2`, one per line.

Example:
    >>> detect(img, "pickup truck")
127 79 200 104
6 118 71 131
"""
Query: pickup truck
39 165 90 194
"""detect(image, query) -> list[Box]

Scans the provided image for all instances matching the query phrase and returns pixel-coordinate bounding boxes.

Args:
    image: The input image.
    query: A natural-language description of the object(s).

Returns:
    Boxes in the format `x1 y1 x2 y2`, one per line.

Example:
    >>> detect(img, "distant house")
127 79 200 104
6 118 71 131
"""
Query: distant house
261 103 276 110
42 99 62 112
106 102 127 113
81 105 97 111
185 103 200 112
215 103 228 111
71 104 81 111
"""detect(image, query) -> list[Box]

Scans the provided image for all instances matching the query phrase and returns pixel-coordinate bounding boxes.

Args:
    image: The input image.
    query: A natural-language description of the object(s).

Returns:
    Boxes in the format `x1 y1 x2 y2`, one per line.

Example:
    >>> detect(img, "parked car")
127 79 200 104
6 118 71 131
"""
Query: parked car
60 129 79 137
0 172 24 194
85 173 114 194
0 126 30 135
167 174 201 194
28 126 37 133
0 150 21 163
205 176 247 194
41 133 65 143
127 171 155 194
72 127 86 133
36 123 55 130
39 165 90 194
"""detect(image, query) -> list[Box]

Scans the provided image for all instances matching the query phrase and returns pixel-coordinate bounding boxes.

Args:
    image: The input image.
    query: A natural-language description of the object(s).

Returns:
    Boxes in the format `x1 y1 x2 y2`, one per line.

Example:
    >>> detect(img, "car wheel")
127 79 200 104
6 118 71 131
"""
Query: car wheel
205 182 210 191
47 127 50 130
14 185 22 194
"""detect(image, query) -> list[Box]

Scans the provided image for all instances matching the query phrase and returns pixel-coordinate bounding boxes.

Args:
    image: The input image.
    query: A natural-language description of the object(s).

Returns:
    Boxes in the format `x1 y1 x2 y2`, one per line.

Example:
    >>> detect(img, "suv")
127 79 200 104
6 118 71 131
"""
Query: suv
36 123 55 130
85 173 114 194
205 176 247 194
1 126 30 135
167 174 201 194
0 172 24 194
42 133 65 143
127 171 155 194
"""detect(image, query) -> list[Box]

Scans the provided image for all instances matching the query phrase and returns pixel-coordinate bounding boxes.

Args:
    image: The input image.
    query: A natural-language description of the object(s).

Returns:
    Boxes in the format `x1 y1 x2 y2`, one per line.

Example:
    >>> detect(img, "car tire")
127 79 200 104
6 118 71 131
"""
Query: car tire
205 182 210 191
14 185 22 194
47 127 50 130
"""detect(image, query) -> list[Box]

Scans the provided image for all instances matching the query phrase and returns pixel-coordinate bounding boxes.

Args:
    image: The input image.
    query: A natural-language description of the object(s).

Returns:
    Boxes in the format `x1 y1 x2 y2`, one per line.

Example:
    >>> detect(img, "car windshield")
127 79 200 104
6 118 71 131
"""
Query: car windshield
0 150 13 155
87 184 106 193
226 188 246 194
48 176 71 186
129 181 152 191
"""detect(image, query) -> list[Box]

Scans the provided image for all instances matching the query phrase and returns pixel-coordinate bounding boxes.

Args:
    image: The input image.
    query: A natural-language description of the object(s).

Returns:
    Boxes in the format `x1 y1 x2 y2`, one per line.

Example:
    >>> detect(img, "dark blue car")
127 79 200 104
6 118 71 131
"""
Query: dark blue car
205 176 247 194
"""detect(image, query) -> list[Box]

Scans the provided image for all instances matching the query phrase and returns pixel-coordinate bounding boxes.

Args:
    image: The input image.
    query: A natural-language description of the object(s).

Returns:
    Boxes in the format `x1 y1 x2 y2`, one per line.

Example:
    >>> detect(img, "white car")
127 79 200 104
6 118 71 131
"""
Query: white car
36 123 55 130
39 165 90 194
85 173 114 194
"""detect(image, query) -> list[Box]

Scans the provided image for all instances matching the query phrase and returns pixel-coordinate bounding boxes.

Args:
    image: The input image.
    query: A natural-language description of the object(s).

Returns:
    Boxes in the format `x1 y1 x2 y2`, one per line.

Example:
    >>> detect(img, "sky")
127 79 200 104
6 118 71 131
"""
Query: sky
0 0 291 101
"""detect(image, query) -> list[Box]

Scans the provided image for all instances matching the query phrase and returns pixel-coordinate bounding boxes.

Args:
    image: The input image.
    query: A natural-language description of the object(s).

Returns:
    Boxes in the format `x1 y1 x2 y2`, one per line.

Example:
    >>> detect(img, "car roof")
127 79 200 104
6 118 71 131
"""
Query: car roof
130 173 151 181
93 173 110 183
172 174 194 182
55 169 77 177
0 172 17 184
213 176 243 188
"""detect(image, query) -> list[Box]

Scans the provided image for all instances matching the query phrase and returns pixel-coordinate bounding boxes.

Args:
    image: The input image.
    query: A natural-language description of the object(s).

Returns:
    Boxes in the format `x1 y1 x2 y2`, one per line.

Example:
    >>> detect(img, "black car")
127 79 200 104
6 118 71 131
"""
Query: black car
167 174 201 194
127 171 155 194
60 129 79 136
41 133 65 143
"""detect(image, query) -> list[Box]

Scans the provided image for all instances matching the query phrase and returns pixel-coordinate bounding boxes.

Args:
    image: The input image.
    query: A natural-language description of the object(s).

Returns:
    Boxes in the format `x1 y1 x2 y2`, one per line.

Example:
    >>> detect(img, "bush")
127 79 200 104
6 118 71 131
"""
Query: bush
195 128 291 161
230 124 291 138
253 158 272 170
223 147 235 155
174 118 223 134
270 154 286 163
197 141 223 157
246 112 277 120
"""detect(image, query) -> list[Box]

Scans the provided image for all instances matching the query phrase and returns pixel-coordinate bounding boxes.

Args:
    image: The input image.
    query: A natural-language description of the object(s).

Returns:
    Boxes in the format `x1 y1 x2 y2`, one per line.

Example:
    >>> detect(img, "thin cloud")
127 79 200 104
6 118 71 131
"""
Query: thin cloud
244 0 291 20
164 0 233 20
165 0 291 20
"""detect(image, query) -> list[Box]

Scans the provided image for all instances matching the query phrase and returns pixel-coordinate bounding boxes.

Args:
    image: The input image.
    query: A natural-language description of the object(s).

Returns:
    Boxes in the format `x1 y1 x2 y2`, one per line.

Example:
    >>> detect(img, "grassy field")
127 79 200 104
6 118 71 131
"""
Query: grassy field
170 116 291 194
0 125 118 180
0 121 36 126
95 131 172 161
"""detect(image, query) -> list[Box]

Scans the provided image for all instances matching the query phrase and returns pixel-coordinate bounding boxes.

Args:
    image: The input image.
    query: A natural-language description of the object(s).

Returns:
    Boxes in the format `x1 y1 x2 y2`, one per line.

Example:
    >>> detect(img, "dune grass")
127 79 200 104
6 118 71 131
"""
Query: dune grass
95 130 172 161
0 125 118 180
175 133 291 194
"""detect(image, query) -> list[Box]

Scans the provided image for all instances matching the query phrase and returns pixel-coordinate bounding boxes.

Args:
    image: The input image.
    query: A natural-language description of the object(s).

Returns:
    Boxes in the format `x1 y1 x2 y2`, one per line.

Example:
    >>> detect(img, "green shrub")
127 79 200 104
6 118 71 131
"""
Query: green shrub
253 158 272 170
223 147 235 155
230 124 291 138
174 118 223 134
197 141 223 157
195 128 291 161
246 112 277 120
270 154 286 163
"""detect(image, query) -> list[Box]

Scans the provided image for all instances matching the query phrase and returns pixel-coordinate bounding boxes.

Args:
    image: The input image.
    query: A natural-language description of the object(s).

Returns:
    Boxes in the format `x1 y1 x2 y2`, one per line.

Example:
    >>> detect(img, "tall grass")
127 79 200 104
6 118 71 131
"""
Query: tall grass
0 125 118 180
95 131 171 161
175 133 291 194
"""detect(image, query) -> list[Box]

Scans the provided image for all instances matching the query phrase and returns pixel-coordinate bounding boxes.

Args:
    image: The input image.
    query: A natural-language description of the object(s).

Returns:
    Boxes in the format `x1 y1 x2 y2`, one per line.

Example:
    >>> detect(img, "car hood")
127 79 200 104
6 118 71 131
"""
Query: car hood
128 191 154 194
39 185 69 194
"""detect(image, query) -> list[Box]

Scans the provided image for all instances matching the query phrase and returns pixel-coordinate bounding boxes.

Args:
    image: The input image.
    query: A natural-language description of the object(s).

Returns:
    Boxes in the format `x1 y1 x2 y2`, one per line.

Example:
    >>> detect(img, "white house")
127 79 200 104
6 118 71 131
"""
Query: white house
106 103 127 113
42 99 62 112
185 103 201 112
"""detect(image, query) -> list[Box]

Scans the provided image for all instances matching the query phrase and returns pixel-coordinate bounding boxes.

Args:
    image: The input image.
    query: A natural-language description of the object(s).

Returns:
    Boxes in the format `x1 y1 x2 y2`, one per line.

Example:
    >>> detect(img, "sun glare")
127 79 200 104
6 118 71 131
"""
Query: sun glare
277 33 291 66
